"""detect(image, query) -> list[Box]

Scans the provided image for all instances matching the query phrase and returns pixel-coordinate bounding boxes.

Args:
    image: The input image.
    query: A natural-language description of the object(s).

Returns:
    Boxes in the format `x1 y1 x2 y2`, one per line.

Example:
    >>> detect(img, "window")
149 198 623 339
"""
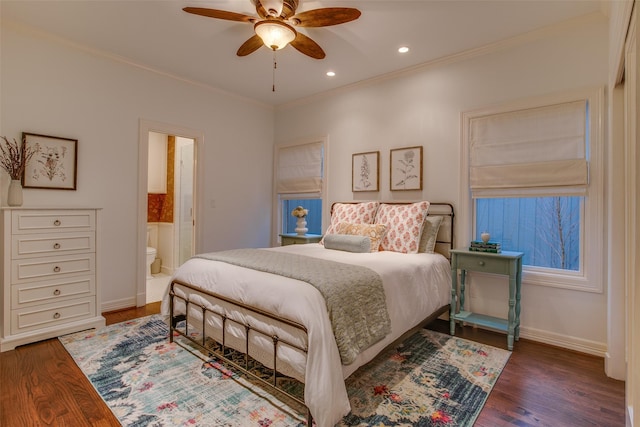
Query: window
282 199 322 235
462 88 604 292
476 197 581 271
274 138 326 241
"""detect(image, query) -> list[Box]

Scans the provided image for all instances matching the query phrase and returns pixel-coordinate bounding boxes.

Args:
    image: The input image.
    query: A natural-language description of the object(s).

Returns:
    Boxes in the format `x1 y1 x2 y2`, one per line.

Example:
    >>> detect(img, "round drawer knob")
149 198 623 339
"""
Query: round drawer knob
53 312 61 319
53 266 61 273
54 219 61 226
478 261 485 266
53 289 61 296
53 243 61 249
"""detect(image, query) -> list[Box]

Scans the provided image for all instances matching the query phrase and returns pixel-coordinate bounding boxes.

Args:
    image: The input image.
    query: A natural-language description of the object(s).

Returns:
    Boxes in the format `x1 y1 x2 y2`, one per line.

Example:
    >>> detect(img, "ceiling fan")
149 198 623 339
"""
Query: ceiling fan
183 0 361 59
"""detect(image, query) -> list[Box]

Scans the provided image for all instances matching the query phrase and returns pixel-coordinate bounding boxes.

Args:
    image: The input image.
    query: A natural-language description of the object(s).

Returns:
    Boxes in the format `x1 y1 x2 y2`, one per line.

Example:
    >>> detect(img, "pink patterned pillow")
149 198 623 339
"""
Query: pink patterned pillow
321 202 380 244
375 202 430 253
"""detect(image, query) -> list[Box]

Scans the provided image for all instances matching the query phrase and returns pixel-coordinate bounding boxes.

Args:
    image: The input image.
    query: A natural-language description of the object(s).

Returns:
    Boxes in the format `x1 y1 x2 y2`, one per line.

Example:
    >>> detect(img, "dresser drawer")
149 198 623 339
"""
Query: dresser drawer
456 255 510 275
12 254 95 283
12 232 95 259
12 277 95 308
12 210 95 234
11 297 96 335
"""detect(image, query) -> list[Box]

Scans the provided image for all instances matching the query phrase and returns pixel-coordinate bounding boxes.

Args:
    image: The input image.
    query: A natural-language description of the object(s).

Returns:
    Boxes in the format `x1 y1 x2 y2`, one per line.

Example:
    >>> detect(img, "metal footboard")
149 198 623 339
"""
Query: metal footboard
168 278 312 424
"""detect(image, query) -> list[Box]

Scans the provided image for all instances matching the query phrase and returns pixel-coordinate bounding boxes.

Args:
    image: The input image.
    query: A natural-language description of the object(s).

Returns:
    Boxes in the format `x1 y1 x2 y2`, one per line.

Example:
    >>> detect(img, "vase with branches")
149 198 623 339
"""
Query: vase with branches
0 136 39 206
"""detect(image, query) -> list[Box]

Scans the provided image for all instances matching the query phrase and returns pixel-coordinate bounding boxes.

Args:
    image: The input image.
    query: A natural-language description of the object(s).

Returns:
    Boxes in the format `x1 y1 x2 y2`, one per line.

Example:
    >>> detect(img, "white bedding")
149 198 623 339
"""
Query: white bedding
161 243 451 427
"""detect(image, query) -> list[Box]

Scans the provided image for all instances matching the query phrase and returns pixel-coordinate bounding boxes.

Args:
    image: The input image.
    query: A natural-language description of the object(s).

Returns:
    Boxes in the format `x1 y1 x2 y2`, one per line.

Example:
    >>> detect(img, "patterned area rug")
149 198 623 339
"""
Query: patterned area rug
59 315 510 426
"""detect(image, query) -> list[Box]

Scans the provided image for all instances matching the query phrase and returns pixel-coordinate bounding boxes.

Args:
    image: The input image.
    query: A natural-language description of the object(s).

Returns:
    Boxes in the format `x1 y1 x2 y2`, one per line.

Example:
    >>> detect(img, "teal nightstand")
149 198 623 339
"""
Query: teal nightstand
449 248 524 350
279 233 322 246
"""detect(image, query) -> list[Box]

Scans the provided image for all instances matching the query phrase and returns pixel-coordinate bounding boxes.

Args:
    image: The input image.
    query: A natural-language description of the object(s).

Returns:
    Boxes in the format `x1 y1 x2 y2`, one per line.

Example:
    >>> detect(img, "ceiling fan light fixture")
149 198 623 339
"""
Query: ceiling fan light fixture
254 20 296 50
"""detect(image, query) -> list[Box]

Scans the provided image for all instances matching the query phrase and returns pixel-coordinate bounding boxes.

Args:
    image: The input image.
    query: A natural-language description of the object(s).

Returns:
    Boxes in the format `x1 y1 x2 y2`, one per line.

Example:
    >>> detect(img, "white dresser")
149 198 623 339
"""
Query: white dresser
0 208 105 351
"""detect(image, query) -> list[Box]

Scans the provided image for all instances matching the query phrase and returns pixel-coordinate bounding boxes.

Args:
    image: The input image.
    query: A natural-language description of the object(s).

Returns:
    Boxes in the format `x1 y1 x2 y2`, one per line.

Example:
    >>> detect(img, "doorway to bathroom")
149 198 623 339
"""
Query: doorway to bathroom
146 134 195 303
137 120 203 307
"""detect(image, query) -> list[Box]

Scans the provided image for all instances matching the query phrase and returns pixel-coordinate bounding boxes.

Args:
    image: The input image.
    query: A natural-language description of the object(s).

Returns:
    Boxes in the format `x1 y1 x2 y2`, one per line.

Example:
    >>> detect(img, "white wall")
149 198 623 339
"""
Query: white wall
275 14 611 354
1 21 275 310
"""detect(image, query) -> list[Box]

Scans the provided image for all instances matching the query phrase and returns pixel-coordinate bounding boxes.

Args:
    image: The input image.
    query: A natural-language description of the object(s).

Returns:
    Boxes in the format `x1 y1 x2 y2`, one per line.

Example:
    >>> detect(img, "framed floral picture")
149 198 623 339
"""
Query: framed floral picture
390 146 422 191
22 132 78 190
352 151 379 192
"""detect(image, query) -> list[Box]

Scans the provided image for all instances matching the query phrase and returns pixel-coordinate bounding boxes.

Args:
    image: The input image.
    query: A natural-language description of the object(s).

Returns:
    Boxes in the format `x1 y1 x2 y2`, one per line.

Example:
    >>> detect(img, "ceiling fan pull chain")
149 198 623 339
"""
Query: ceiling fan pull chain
272 49 277 92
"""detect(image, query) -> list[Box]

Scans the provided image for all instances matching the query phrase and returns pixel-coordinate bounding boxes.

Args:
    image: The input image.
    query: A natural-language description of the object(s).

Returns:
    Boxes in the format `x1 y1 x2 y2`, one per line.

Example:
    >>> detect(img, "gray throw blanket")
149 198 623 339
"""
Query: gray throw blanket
196 249 391 365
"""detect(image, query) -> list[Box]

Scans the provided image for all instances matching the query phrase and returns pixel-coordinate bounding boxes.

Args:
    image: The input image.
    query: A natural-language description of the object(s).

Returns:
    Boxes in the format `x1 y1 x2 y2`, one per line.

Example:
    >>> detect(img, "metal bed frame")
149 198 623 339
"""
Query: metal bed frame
168 202 454 425
169 279 312 422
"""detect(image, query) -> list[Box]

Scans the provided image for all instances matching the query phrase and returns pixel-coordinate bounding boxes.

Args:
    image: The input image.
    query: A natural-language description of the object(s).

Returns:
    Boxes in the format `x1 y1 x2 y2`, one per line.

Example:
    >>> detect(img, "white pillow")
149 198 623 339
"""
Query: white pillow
418 215 444 253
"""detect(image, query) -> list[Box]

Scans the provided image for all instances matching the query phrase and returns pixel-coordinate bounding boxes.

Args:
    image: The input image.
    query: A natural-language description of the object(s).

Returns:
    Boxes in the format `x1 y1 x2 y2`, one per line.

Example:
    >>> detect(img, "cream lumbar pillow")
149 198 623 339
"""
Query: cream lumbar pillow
336 222 387 253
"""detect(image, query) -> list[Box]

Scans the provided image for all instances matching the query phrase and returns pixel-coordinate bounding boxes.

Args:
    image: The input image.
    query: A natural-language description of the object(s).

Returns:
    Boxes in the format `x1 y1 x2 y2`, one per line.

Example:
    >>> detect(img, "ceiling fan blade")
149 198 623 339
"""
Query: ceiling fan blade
291 8 361 27
290 32 325 59
280 0 299 19
237 34 264 56
183 7 255 23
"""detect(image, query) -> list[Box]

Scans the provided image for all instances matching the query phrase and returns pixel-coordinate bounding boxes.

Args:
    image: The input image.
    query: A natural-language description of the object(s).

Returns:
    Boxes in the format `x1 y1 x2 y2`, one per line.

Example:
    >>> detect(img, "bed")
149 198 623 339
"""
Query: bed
161 201 454 427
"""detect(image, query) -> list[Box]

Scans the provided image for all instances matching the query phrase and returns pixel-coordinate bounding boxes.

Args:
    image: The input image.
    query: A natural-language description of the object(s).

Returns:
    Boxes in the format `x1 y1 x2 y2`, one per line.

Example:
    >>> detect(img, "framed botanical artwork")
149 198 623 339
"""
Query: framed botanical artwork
22 132 78 190
390 146 422 191
352 151 379 192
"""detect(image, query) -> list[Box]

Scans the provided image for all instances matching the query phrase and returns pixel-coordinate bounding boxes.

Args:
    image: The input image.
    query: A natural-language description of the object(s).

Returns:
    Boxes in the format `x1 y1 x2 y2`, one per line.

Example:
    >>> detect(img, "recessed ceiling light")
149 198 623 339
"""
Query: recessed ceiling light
326 71 336 77
398 46 410 53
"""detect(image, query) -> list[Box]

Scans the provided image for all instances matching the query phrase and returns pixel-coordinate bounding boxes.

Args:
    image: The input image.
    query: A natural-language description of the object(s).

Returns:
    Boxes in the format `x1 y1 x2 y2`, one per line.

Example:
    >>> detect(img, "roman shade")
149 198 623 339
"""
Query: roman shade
276 141 323 194
469 100 588 197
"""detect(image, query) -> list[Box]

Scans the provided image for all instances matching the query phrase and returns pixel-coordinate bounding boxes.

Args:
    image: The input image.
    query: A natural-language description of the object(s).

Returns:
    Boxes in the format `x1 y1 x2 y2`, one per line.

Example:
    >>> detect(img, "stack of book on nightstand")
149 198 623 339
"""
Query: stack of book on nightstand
469 240 502 253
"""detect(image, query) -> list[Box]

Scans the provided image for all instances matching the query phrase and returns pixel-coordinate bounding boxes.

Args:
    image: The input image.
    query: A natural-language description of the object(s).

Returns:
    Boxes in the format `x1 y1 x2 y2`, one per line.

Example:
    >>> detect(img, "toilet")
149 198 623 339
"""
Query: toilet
146 228 157 280
146 246 157 279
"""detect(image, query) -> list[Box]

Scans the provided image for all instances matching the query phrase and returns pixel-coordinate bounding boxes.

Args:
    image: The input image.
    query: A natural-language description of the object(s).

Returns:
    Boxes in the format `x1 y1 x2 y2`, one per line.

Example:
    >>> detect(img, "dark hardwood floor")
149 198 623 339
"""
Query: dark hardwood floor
0 302 625 426
430 321 626 427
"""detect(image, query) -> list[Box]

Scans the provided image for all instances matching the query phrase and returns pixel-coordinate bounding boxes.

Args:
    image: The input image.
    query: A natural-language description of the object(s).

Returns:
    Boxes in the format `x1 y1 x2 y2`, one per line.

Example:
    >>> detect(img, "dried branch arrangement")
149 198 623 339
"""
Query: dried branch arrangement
0 136 39 180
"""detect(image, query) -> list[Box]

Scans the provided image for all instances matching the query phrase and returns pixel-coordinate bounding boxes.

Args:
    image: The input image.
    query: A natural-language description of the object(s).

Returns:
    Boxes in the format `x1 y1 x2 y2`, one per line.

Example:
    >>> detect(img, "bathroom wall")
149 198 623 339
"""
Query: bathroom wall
148 133 174 222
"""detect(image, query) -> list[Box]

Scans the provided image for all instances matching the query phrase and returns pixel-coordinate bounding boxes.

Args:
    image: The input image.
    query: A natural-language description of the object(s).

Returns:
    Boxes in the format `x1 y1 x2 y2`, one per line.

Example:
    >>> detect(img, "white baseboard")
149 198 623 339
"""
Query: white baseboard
0 316 105 352
439 312 606 357
519 325 607 357
101 296 137 313
605 352 626 380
